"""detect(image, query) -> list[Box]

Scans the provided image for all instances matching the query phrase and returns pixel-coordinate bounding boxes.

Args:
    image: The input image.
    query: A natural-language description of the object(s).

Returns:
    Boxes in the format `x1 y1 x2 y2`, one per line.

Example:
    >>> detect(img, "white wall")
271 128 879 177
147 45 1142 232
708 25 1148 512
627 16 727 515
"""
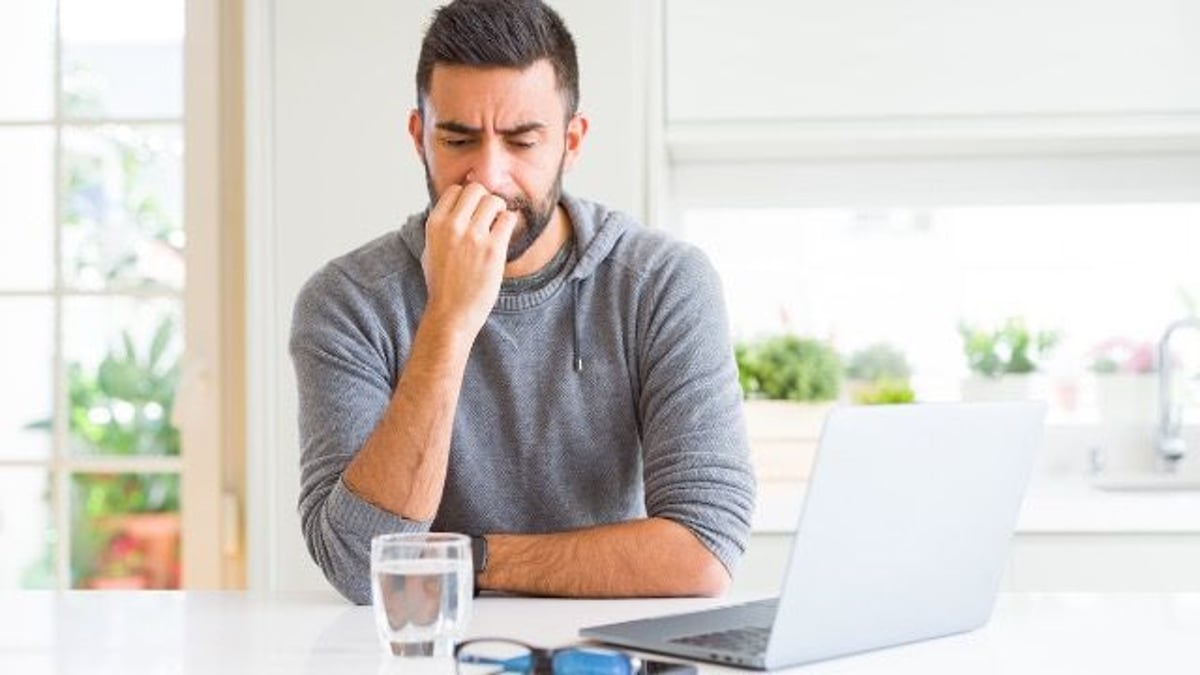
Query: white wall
246 0 651 593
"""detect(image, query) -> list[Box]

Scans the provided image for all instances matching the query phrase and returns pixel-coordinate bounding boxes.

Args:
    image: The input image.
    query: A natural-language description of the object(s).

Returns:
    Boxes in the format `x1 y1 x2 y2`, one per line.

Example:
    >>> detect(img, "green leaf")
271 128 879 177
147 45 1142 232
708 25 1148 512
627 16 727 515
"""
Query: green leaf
148 318 173 372
959 317 1059 377
734 335 841 401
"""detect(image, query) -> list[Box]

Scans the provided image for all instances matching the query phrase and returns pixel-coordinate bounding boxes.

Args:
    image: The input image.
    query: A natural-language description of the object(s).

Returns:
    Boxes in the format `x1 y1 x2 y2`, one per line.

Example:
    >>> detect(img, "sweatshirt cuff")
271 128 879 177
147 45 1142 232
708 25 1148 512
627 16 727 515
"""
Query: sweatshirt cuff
327 476 432 537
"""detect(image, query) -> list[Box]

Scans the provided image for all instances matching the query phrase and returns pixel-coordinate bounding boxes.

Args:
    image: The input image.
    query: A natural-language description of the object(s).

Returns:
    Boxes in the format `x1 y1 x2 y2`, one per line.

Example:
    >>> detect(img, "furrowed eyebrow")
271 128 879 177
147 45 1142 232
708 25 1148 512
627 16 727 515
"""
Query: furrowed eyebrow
434 121 545 136
496 122 546 136
435 121 481 135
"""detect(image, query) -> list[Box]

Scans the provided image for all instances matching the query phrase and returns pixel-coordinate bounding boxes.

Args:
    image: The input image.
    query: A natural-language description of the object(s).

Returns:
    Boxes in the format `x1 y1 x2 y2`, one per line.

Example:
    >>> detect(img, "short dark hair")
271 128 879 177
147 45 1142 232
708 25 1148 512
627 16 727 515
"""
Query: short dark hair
416 0 579 119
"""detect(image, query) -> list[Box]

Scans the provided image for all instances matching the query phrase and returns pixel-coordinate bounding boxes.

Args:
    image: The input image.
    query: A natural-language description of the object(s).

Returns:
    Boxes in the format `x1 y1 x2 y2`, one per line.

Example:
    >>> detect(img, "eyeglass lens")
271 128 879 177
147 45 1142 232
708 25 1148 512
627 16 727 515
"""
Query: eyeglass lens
457 640 636 675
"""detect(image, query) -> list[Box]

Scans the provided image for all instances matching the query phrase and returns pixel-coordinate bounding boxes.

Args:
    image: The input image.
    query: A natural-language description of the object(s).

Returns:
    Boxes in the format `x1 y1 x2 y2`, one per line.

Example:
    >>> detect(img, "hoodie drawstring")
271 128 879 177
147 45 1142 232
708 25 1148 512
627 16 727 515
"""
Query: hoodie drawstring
572 280 583 373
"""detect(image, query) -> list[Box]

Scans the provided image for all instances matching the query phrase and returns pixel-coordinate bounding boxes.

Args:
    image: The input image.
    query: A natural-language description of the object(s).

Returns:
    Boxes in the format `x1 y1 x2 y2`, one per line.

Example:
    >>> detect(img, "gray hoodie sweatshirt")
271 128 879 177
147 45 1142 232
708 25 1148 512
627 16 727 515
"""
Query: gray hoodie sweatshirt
291 194 756 604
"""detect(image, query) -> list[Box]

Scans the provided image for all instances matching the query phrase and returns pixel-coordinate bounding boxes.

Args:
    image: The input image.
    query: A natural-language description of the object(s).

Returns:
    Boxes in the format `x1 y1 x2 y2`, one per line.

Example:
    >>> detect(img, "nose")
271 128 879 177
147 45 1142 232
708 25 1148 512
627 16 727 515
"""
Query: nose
464 140 513 195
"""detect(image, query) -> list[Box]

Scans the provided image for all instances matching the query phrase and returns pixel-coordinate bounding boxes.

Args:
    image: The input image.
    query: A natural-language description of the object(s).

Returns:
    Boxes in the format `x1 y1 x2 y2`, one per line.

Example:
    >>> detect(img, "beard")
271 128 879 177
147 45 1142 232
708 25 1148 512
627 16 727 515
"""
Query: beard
423 157 565 262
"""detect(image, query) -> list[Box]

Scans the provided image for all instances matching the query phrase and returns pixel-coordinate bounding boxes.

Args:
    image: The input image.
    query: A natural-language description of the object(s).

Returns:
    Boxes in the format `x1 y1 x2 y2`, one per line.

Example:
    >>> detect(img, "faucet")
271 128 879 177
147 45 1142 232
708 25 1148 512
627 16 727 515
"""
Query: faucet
1157 317 1200 472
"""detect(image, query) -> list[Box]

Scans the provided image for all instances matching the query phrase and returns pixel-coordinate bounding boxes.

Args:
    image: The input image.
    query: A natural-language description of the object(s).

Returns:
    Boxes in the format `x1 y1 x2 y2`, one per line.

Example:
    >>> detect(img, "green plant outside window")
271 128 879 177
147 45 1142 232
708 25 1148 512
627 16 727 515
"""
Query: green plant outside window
25 317 182 587
735 335 842 402
958 318 1060 378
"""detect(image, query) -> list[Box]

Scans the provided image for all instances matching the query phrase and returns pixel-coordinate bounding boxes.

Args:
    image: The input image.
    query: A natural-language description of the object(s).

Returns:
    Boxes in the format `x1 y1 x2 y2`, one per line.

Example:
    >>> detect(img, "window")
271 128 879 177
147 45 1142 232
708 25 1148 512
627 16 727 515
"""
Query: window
0 0 232 590
683 203 1200 403
668 156 1200 481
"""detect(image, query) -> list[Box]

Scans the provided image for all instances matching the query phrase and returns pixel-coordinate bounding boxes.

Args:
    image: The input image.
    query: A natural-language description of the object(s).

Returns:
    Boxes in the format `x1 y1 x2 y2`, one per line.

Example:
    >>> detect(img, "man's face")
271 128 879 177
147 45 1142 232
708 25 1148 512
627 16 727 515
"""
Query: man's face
409 60 585 262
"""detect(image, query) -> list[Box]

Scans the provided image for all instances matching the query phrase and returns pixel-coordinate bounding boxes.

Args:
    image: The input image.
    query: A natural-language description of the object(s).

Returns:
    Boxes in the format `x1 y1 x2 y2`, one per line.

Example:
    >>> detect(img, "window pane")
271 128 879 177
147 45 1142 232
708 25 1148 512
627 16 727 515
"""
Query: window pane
0 127 55 290
0 1 55 120
683 204 1200 406
70 472 180 589
0 299 54 461
61 125 184 291
0 469 55 589
60 0 184 119
62 297 182 457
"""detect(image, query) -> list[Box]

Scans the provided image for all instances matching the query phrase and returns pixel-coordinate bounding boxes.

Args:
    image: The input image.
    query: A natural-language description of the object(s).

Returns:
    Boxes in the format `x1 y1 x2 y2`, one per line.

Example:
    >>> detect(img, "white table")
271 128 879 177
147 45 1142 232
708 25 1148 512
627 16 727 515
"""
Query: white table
3 591 1199 674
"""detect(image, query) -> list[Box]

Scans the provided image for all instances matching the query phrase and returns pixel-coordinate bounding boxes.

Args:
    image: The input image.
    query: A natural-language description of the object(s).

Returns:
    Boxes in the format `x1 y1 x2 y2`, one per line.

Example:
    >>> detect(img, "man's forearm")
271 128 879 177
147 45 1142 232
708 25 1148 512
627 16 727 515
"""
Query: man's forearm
342 311 473 520
341 184 514 521
479 517 731 598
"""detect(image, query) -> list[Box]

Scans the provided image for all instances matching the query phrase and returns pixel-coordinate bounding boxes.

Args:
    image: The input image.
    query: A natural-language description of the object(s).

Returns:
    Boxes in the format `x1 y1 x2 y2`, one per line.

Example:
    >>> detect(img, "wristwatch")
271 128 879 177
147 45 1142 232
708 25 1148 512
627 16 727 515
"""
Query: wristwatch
470 534 488 596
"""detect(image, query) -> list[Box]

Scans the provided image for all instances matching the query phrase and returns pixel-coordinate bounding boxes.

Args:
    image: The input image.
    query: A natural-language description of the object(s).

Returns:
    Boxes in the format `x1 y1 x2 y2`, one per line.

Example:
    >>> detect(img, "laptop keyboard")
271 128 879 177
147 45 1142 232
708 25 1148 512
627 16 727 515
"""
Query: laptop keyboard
668 624 772 653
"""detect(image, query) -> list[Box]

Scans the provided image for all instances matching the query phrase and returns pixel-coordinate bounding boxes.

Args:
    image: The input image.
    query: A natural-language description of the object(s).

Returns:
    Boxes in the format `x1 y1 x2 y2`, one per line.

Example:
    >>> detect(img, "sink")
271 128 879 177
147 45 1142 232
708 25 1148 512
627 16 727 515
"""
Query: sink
1090 473 1200 492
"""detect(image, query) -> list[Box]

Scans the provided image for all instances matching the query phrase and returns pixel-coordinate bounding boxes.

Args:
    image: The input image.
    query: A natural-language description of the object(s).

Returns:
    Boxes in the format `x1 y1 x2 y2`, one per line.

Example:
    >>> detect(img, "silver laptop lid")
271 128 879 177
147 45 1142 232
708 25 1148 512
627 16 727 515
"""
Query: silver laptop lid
764 401 1044 669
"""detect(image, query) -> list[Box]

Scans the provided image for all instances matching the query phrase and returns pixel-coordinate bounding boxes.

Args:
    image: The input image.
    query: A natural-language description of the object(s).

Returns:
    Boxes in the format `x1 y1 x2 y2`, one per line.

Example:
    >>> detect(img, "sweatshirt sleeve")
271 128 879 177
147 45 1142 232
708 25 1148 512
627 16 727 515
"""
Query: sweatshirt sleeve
636 244 757 576
289 266 430 605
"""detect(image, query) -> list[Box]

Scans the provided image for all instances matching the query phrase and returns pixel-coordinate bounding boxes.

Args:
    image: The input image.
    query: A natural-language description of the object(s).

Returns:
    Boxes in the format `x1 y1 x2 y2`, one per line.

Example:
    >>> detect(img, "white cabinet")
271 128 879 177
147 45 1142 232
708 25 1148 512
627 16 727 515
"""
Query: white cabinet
663 0 1200 160
1009 534 1200 592
739 480 1200 594
735 532 1200 595
665 0 1200 122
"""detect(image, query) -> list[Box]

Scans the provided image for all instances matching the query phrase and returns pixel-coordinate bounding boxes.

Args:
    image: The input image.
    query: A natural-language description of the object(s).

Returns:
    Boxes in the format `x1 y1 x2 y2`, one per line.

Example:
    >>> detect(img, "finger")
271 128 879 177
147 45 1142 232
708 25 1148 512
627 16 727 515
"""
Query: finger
490 210 518 245
450 183 491 228
427 184 463 223
469 194 508 235
430 183 488 236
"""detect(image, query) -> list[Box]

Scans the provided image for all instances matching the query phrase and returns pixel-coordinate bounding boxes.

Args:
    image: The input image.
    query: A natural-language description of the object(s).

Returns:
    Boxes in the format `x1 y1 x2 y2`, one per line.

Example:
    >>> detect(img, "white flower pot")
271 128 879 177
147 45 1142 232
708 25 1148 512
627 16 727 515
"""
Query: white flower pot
1094 373 1157 425
960 374 1039 402
742 400 835 482
1091 373 1159 473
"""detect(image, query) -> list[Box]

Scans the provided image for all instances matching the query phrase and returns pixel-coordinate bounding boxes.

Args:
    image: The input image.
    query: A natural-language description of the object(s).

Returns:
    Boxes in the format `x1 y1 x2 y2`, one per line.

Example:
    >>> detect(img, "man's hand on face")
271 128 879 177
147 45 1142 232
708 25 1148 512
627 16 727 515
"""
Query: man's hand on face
421 182 518 339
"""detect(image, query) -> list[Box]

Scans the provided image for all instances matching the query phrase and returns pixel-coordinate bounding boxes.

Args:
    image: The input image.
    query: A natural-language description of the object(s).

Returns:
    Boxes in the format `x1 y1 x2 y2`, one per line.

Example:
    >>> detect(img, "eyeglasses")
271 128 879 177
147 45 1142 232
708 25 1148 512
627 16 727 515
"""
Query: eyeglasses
455 638 641 675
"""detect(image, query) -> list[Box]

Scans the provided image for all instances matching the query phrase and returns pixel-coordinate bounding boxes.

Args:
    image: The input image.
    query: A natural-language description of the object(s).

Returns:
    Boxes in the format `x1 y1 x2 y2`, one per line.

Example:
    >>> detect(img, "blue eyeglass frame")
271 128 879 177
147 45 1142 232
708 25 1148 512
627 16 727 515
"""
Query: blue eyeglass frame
454 638 640 675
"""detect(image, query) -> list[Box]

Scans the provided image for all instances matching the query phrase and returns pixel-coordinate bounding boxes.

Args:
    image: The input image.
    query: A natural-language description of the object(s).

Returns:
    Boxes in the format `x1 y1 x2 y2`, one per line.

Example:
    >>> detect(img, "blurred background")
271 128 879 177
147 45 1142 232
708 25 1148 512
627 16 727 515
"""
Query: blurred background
1 0 1198 596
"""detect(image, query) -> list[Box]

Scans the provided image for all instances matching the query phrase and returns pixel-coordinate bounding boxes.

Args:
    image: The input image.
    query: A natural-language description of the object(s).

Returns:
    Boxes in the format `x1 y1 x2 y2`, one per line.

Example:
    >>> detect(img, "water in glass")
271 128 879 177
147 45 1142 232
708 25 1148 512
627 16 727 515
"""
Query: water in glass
371 533 473 657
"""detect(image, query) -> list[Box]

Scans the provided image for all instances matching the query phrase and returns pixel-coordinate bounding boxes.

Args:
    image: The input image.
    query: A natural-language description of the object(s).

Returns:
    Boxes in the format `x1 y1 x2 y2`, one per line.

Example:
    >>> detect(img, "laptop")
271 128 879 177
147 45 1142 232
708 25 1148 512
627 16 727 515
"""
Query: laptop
582 401 1044 670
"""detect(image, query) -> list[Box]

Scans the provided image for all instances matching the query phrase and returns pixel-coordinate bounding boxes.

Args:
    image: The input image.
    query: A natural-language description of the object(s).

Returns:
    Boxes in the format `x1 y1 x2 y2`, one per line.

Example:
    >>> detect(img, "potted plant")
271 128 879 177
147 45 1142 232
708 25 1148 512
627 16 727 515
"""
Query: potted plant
1089 337 1156 425
844 343 916 405
71 319 182 589
735 335 841 481
30 318 184 589
853 378 917 405
85 532 148 590
71 472 182 590
958 318 1059 401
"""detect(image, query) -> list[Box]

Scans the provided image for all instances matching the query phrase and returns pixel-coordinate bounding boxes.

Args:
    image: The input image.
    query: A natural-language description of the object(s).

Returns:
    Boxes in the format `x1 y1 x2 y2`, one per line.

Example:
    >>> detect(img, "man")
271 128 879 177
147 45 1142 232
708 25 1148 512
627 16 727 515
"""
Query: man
291 0 755 604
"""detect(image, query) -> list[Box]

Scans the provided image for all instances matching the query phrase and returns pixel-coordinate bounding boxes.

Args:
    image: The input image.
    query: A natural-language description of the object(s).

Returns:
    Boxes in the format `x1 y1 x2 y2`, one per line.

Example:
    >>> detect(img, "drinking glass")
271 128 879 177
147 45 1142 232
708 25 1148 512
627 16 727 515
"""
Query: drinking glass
371 532 473 657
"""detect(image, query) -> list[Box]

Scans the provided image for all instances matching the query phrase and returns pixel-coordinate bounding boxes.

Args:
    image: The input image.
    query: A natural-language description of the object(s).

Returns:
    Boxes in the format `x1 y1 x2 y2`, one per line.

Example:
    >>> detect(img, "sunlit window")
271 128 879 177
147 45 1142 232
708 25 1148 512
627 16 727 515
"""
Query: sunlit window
683 203 1200 409
0 0 186 590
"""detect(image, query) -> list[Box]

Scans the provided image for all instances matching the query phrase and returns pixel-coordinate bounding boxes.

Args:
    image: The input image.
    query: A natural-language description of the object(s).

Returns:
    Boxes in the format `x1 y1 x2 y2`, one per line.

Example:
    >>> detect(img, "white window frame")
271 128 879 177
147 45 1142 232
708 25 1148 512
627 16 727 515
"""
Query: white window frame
0 0 239 590
182 0 242 590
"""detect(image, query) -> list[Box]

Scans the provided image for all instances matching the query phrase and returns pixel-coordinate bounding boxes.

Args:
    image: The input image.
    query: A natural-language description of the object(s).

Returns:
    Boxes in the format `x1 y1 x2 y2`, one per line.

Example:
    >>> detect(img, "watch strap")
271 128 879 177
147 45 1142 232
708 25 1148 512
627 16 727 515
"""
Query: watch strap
469 534 488 597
